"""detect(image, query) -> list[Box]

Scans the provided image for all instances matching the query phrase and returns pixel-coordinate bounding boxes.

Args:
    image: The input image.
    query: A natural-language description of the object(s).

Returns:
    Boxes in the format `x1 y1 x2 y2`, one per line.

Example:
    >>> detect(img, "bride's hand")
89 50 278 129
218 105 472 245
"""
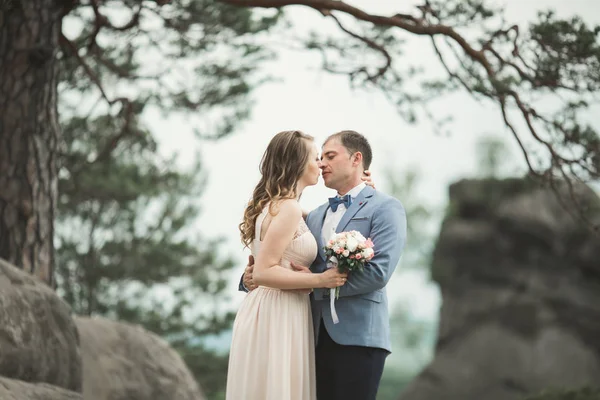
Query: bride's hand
362 170 375 189
319 268 348 289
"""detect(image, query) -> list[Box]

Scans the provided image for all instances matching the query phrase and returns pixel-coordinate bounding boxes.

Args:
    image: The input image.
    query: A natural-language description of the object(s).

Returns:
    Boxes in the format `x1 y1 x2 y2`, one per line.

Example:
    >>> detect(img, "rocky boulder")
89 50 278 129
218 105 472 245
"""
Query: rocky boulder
399 178 600 400
76 316 205 400
524 387 600 400
0 258 81 391
0 376 82 400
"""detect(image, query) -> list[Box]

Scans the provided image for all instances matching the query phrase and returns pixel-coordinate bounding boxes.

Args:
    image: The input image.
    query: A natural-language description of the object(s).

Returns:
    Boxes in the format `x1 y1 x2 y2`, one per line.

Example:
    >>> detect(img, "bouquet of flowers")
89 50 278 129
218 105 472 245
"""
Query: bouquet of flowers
324 230 375 299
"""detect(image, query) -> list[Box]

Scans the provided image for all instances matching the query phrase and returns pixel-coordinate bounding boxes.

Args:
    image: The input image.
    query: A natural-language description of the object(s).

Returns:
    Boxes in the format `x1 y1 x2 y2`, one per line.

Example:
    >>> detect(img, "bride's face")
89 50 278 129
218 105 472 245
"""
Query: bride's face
299 142 321 187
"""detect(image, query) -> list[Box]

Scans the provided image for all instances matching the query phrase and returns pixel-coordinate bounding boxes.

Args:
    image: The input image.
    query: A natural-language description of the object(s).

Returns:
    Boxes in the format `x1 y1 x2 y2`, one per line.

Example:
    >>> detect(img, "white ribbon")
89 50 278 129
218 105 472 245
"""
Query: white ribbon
330 288 339 324
327 256 340 324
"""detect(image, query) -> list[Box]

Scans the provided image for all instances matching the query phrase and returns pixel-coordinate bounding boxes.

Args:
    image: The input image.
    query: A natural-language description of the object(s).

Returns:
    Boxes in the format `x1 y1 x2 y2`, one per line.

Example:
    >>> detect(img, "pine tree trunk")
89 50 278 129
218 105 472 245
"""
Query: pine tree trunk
0 0 63 287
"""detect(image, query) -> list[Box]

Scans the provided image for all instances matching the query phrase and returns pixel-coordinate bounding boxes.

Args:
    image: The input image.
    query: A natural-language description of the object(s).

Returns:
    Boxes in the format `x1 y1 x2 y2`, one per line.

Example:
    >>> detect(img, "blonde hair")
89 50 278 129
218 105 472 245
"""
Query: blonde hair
239 130 314 248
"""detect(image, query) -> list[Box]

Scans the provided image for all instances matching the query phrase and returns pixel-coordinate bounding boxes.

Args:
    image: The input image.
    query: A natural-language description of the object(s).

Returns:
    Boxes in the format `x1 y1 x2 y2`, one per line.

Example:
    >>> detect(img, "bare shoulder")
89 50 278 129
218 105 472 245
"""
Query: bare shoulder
271 198 302 221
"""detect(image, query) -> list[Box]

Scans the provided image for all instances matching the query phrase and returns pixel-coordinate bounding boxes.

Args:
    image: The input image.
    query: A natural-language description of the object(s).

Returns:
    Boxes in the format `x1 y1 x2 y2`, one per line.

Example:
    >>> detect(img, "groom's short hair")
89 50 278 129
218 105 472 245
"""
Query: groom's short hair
325 130 372 170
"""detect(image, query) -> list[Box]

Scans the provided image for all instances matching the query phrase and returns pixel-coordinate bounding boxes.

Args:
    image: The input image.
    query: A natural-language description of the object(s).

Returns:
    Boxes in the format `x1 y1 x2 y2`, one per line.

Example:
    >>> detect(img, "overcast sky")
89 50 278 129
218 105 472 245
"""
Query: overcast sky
146 0 600 322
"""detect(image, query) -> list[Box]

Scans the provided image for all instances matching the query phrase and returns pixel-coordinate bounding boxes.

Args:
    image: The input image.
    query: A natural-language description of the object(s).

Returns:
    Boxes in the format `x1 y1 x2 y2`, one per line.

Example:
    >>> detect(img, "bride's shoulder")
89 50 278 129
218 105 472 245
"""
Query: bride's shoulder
271 198 301 220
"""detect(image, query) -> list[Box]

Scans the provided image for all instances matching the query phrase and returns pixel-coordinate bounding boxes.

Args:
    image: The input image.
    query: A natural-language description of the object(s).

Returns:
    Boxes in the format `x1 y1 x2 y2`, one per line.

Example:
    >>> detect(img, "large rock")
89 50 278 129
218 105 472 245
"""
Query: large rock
400 178 600 400
0 376 82 400
76 316 205 400
0 258 81 391
524 387 600 400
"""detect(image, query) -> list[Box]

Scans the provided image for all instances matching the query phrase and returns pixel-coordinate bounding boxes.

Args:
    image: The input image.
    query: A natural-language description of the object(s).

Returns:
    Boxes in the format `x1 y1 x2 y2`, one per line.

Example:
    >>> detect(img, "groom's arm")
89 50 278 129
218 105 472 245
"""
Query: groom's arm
336 198 406 298
238 274 248 293
238 255 256 293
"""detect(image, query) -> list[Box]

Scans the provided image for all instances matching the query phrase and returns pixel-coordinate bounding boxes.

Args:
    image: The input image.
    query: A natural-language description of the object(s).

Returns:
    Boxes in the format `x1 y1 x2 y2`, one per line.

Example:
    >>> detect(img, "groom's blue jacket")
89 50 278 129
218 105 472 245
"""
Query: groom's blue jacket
306 185 406 353
237 185 407 352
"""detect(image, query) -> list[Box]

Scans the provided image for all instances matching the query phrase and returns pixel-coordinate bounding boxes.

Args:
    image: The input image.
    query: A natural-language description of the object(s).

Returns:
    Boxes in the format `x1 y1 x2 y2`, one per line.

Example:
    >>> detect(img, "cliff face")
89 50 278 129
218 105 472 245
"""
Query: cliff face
400 178 600 400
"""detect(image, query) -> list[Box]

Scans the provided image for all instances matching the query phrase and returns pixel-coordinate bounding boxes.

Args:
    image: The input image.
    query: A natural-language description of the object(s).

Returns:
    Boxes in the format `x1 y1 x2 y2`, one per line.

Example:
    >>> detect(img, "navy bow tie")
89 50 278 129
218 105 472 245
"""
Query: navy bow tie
328 194 352 212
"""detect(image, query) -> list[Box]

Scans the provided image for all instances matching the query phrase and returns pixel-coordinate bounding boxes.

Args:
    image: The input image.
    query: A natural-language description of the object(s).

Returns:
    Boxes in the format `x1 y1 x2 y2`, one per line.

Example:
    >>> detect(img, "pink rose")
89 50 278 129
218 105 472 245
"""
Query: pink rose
336 248 343 254
355 254 362 260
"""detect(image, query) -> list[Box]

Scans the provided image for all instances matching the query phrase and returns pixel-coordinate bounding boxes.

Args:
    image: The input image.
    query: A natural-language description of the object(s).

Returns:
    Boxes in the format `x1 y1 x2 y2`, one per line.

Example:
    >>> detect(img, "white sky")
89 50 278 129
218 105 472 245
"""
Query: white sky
147 0 600 323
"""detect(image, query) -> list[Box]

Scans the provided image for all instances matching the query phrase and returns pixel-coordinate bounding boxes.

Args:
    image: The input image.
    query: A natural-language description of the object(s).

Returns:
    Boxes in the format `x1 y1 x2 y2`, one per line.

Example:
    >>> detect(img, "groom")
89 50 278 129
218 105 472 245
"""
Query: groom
242 130 406 400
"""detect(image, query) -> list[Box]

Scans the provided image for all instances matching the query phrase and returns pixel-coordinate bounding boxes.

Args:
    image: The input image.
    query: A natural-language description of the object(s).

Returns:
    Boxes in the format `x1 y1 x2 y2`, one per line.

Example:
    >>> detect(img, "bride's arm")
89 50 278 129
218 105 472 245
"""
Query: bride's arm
253 200 344 290
362 169 375 189
302 208 308 221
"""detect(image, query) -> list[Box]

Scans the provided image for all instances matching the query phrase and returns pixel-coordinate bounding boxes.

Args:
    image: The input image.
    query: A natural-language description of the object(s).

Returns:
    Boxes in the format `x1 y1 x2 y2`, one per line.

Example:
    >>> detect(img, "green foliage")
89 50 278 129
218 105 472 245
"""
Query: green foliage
475 135 513 178
59 0 280 141
376 168 439 399
427 0 499 25
530 11 600 90
377 299 435 400
523 387 600 400
56 119 234 398
54 2 281 397
376 367 415 400
385 168 437 270
276 0 600 184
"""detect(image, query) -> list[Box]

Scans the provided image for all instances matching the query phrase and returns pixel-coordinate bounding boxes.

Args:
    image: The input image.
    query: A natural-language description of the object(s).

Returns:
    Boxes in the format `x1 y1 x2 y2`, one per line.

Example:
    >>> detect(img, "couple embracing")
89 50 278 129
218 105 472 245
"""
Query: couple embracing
226 130 407 400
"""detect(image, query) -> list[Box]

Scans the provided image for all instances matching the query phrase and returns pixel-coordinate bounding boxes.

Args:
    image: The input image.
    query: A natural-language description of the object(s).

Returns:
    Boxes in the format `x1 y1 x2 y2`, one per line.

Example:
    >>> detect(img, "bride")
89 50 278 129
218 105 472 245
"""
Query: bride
225 130 348 400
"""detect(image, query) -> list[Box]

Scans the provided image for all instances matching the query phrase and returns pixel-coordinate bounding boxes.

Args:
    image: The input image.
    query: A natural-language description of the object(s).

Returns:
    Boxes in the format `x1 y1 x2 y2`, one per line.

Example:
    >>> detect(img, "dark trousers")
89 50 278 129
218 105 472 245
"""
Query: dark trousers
315 321 388 400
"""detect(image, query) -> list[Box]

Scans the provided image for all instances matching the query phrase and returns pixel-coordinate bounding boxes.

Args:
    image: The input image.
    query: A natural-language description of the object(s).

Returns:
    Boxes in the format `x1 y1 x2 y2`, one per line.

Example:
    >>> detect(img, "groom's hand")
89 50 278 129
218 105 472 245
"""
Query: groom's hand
290 261 311 274
243 255 257 291
287 261 313 294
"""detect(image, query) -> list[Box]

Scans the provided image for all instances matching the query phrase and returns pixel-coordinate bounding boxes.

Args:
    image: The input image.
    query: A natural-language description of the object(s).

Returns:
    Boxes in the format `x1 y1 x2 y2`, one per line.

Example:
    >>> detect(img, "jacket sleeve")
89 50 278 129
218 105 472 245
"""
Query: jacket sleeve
238 273 249 293
336 198 406 297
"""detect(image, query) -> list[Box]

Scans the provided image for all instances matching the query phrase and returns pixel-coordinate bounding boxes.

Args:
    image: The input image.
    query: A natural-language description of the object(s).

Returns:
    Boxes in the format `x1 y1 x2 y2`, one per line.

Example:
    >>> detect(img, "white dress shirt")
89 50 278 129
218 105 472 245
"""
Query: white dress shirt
321 182 367 247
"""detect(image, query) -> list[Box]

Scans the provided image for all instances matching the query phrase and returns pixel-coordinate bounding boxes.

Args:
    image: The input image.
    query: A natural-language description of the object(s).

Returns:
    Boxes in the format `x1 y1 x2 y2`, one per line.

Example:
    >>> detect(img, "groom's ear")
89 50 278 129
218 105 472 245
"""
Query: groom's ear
352 152 363 167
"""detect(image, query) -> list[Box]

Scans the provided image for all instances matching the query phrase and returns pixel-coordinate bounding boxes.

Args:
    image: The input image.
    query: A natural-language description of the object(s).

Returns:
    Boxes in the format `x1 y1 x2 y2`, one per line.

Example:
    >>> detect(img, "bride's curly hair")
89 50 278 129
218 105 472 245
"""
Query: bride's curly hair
240 130 314 248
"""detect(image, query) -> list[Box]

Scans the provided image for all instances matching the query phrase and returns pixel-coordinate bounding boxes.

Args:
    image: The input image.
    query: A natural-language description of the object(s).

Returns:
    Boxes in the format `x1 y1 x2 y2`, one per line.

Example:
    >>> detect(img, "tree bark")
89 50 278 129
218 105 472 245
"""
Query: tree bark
0 0 62 287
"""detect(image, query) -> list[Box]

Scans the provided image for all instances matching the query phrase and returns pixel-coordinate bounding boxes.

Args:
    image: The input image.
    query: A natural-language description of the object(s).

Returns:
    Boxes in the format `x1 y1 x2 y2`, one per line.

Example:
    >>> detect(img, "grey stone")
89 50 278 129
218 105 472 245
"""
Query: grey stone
0 376 82 400
76 316 205 400
0 258 81 392
401 178 600 400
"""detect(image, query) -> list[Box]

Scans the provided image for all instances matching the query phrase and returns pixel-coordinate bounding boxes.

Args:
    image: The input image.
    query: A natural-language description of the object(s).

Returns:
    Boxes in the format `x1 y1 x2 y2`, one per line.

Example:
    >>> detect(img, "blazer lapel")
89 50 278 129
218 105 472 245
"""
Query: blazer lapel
336 186 374 233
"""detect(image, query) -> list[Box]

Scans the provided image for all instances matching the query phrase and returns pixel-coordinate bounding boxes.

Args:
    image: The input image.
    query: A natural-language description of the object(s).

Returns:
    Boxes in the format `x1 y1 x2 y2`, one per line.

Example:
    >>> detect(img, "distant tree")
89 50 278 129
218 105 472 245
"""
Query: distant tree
377 168 439 400
0 0 278 283
56 124 234 398
475 135 513 178
2 0 279 396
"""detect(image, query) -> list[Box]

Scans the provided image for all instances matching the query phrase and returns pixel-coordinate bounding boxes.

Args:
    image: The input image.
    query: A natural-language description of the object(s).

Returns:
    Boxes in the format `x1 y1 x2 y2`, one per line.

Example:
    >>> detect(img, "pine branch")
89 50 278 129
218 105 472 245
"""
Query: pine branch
219 0 600 230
